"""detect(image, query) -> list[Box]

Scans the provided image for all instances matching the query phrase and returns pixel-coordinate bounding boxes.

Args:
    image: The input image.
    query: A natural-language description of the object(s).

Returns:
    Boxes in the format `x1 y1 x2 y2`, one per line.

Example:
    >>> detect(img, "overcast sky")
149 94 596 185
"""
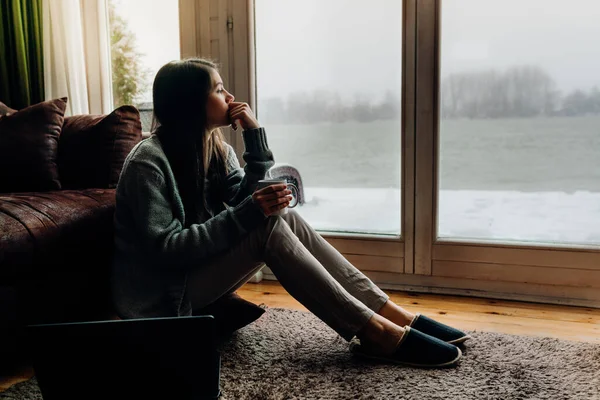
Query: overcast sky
113 0 600 102
442 0 600 94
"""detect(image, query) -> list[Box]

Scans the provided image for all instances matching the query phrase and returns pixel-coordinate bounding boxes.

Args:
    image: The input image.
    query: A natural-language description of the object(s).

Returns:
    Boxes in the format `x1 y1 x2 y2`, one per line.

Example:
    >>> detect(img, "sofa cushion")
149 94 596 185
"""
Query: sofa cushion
58 105 142 189
0 98 67 193
0 189 116 281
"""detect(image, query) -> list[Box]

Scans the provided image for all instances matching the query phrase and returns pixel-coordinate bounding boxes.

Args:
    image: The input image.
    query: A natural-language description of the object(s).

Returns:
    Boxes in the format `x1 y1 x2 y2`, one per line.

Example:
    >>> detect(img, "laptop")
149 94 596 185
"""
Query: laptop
25 315 222 400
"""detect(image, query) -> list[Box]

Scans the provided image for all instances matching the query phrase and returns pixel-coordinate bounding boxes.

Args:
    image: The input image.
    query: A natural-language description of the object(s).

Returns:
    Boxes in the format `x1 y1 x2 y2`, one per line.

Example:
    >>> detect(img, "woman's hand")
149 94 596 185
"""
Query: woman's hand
252 184 293 216
229 102 260 131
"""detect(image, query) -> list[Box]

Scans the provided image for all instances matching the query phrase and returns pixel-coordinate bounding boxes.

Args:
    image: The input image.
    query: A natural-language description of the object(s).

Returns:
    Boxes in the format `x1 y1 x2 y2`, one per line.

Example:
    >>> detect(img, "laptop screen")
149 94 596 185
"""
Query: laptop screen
26 316 221 400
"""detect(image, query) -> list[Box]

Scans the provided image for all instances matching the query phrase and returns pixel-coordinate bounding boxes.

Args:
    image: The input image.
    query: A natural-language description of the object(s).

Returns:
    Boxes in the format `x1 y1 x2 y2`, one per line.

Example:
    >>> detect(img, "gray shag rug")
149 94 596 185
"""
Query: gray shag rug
2 307 599 399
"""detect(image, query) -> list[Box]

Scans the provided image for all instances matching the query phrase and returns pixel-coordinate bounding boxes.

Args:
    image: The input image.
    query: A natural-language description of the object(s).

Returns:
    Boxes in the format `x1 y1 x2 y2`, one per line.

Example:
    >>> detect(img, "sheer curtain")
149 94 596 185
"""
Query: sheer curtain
43 0 112 116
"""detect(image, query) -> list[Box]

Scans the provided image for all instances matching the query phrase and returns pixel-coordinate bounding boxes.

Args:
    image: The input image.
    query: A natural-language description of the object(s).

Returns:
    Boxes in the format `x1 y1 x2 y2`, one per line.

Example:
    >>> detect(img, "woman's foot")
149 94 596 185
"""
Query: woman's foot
356 313 406 356
378 300 471 345
409 313 472 345
377 300 416 328
351 326 462 368
354 308 463 368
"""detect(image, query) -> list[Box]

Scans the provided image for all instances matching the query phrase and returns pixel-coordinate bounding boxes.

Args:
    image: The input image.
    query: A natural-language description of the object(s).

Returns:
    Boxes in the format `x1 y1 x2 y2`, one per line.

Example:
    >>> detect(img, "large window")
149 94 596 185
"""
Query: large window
255 0 403 236
168 0 600 305
108 0 180 132
439 0 600 247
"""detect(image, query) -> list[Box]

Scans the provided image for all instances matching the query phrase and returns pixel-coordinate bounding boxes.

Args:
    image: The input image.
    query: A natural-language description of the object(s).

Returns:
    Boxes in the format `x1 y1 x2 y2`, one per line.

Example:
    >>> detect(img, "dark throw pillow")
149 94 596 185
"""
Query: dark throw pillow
193 292 266 339
58 105 142 189
0 97 67 193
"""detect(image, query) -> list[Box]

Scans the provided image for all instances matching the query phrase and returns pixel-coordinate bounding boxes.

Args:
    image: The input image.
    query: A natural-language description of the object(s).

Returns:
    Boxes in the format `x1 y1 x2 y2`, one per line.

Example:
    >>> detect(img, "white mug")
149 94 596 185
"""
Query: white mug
256 179 299 215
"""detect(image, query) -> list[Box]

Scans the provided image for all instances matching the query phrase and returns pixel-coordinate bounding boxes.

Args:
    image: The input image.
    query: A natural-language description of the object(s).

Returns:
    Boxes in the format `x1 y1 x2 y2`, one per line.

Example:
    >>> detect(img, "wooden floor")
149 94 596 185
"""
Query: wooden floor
1 280 599 393
238 281 600 344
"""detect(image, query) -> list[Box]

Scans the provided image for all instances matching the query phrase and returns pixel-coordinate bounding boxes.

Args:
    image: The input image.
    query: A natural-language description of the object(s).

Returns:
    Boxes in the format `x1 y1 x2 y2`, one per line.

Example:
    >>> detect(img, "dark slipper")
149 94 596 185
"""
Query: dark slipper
409 313 471 345
349 326 462 368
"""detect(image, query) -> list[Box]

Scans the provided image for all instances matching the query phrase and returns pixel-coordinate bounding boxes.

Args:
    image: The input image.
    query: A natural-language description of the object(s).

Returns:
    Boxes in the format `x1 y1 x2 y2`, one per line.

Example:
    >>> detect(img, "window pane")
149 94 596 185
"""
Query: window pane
255 0 403 236
439 0 600 246
108 0 180 132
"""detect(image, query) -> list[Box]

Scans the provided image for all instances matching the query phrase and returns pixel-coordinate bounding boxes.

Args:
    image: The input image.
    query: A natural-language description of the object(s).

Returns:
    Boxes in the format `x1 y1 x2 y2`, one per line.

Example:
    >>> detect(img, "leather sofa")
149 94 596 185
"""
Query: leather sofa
0 98 142 368
0 97 269 372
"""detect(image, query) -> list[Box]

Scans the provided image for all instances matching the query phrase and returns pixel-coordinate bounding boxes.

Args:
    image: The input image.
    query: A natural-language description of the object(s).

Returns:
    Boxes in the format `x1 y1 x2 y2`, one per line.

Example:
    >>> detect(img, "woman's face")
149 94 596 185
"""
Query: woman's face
206 69 235 129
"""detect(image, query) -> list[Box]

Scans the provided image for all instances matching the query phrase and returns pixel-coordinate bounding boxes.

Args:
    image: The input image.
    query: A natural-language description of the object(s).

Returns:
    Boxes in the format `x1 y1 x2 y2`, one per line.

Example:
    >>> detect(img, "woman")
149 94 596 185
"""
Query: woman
112 58 470 368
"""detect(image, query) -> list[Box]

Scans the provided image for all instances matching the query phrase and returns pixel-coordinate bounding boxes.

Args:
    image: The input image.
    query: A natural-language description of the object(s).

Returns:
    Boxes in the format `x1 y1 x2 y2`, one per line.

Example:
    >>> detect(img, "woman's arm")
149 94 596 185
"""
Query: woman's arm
221 127 275 207
119 160 266 268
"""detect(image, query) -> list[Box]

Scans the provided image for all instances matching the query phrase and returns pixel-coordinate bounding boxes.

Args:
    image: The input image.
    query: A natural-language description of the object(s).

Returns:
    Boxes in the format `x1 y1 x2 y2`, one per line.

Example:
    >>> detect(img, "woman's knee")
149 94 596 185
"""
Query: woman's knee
260 214 287 237
280 208 301 225
263 209 306 240
260 214 302 252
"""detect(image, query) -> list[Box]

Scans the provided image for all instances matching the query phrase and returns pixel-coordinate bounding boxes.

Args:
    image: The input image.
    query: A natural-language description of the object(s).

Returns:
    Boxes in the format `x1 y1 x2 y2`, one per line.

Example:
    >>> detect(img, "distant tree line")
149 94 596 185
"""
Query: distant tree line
258 90 400 124
441 65 600 119
259 65 600 124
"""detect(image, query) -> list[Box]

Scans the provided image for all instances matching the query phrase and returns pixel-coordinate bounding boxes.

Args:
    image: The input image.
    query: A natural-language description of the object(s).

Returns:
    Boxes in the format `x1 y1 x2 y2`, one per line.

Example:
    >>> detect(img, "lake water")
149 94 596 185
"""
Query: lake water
262 117 600 245
264 116 600 192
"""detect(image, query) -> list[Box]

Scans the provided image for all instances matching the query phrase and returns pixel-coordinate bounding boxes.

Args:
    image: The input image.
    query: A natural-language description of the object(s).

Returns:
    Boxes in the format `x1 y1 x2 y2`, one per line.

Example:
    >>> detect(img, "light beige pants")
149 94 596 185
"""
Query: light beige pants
186 209 389 341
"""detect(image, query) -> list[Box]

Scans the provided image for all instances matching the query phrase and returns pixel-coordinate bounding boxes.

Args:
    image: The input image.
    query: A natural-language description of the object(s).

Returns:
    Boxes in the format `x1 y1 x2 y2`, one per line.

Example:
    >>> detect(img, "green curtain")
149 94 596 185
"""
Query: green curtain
0 0 44 109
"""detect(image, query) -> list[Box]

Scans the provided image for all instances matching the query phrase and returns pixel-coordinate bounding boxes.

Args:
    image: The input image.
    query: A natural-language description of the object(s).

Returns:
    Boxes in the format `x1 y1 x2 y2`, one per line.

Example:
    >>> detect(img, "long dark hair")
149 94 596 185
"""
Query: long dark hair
151 58 229 226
